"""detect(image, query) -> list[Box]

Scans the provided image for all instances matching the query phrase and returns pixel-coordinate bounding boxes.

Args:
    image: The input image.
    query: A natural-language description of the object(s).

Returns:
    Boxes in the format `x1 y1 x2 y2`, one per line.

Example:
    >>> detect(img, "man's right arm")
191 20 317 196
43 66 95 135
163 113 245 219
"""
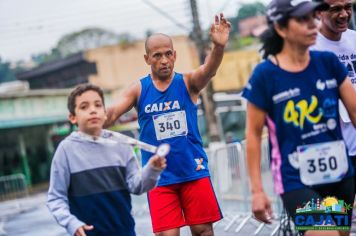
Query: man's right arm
104 81 140 128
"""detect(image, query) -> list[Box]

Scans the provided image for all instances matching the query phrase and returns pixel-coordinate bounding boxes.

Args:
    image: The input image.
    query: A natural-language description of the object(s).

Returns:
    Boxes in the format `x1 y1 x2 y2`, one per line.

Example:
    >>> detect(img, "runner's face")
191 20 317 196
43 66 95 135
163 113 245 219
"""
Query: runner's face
320 0 352 34
69 90 106 136
145 39 176 80
279 13 319 48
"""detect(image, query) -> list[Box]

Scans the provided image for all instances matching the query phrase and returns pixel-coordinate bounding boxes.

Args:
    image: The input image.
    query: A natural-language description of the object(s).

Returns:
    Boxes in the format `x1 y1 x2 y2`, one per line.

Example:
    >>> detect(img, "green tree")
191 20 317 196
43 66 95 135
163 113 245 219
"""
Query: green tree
31 48 62 65
0 58 16 83
237 2 266 21
31 27 133 65
227 16 239 35
56 27 122 57
225 2 266 50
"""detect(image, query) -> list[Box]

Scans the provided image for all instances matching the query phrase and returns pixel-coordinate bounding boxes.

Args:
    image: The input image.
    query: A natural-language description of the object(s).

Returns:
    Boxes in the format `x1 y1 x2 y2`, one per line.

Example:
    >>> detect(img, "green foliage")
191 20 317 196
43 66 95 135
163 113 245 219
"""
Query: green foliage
0 58 16 83
239 36 257 47
31 48 62 65
28 28 133 65
31 27 133 66
227 35 259 51
227 17 239 35
227 2 266 40
56 27 122 57
237 2 266 21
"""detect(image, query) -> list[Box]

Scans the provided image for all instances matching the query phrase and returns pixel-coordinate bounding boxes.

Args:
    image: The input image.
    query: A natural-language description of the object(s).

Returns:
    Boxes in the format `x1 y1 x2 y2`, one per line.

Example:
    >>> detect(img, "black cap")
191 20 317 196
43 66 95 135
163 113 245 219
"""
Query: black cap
267 0 329 23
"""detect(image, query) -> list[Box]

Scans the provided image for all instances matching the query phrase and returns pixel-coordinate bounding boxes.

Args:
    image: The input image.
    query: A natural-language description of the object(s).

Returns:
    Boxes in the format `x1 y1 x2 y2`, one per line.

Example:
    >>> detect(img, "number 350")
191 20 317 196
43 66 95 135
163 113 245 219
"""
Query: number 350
307 156 338 173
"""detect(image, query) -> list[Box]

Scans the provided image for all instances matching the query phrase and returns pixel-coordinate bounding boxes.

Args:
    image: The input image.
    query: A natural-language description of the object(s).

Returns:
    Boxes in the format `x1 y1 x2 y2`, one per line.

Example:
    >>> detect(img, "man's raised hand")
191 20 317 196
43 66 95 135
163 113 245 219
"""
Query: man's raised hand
210 13 231 47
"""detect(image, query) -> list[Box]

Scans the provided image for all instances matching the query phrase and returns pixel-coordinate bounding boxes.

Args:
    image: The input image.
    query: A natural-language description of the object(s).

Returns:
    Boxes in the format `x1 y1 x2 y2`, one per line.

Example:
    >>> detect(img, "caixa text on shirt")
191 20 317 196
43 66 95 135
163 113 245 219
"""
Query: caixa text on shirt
145 100 181 113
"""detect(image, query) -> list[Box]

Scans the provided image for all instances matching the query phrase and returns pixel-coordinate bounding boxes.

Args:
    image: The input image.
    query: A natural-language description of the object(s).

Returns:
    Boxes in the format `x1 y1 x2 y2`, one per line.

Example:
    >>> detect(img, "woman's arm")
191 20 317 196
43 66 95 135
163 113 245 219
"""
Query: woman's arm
245 102 272 223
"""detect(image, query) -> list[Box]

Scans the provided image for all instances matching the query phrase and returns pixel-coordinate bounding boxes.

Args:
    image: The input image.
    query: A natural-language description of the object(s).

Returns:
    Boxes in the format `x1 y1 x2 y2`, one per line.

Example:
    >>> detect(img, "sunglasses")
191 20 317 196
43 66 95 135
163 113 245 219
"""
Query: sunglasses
327 3 352 14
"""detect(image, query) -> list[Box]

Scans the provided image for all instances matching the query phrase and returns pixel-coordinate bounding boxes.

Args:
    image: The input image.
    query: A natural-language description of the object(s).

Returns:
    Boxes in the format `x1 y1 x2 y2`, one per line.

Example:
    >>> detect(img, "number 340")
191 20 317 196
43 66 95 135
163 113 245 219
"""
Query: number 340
159 120 181 132
307 156 338 173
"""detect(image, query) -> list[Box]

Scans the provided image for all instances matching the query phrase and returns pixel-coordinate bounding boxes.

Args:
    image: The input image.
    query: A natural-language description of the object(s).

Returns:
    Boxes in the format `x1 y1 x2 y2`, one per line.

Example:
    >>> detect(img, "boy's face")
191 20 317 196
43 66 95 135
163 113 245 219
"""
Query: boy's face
69 90 107 136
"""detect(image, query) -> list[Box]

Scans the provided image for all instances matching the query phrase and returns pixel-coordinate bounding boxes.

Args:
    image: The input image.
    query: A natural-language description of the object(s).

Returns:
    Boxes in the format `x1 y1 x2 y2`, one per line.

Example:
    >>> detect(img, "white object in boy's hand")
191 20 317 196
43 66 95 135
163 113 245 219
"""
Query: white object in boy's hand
156 143 170 157
105 130 170 157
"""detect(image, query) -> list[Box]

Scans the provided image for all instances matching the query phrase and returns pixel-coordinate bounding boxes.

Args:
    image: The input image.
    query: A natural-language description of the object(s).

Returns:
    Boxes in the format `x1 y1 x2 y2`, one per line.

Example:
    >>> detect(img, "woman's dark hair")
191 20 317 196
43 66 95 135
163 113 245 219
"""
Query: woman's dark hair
67 83 105 115
259 17 289 59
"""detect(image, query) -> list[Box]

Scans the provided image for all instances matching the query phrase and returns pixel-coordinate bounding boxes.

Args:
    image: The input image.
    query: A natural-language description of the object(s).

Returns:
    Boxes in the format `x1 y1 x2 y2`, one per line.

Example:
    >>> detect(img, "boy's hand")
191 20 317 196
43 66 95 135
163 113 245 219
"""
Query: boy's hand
75 225 94 236
148 155 167 170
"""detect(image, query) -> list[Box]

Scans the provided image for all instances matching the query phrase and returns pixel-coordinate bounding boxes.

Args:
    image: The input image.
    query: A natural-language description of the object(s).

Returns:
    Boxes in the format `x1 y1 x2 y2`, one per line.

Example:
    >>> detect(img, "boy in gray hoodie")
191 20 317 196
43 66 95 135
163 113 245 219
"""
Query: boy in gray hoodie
47 84 166 236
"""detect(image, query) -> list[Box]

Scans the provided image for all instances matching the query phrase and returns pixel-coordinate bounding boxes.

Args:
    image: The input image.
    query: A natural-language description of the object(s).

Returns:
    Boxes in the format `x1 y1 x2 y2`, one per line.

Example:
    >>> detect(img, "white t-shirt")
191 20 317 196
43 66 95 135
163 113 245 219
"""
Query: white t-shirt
311 29 356 155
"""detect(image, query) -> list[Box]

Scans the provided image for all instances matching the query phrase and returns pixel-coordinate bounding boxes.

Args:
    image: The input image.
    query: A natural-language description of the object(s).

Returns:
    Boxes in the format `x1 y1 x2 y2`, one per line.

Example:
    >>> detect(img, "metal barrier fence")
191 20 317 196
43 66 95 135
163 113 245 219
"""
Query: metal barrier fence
0 174 28 201
130 139 297 235
207 139 297 235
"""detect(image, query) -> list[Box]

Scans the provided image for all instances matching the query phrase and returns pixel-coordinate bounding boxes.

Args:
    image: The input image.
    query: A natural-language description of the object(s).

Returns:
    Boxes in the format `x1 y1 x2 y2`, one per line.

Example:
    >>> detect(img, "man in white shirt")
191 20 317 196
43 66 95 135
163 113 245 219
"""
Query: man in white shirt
313 0 356 190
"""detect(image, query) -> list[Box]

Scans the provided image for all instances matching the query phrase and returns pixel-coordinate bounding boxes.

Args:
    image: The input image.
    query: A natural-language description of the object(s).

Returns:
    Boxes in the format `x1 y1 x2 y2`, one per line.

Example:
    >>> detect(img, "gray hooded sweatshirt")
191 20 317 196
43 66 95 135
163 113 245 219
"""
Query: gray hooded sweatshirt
47 131 162 236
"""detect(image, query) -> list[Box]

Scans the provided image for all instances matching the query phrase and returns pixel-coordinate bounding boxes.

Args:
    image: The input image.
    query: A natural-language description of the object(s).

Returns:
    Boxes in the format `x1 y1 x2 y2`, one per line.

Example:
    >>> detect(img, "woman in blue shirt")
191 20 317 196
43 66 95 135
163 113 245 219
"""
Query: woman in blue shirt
242 0 356 235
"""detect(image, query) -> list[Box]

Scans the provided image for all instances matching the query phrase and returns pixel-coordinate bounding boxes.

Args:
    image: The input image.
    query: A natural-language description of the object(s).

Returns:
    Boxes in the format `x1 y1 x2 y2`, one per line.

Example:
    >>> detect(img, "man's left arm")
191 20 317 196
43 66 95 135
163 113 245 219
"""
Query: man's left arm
186 13 231 94
339 78 356 126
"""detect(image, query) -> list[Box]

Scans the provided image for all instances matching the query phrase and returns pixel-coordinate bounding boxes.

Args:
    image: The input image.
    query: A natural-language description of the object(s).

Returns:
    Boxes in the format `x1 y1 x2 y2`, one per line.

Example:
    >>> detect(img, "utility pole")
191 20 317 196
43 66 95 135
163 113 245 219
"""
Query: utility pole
189 0 221 142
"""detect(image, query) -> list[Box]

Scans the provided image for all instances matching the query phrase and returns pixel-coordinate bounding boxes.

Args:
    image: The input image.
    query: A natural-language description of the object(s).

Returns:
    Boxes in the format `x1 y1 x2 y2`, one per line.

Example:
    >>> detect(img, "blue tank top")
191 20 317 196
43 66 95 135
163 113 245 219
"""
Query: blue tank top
137 72 210 186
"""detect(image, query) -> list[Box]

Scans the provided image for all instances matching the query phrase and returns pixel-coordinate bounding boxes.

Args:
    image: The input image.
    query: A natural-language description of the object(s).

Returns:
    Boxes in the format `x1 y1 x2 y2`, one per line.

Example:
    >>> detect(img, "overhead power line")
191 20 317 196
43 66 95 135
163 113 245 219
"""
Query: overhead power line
0 21 191 47
0 3 188 30
141 0 190 31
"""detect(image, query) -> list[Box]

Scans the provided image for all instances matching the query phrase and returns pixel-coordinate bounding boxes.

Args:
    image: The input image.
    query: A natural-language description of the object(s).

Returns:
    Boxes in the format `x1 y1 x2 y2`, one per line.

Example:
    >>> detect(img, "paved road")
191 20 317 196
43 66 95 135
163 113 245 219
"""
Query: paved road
6 192 356 236
3 193 356 236
0 192 285 236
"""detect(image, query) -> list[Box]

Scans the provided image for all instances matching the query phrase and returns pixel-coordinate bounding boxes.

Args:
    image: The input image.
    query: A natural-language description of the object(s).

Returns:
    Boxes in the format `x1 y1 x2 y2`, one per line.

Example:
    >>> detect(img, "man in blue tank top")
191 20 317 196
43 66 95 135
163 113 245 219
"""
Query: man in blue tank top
105 13 230 236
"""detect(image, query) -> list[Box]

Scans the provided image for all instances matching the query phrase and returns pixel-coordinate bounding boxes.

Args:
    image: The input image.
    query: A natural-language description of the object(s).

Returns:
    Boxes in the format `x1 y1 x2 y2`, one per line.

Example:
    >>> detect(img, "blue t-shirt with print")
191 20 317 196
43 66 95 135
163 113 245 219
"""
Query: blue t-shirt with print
242 51 353 194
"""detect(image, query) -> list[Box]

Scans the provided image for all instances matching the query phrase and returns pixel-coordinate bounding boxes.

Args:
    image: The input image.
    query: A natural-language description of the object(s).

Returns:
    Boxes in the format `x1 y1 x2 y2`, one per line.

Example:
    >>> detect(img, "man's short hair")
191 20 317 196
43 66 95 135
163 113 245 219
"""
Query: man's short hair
67 83 105 115
145 33 173 54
